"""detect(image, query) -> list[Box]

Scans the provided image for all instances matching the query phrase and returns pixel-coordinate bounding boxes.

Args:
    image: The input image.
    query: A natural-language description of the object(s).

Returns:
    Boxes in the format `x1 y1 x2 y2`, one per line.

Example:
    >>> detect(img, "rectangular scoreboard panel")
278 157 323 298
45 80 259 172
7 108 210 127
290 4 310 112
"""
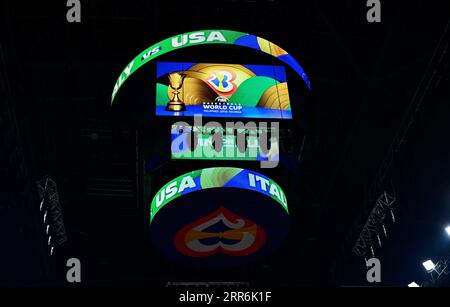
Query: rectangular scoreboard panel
171 124 279 162
155 62 292 119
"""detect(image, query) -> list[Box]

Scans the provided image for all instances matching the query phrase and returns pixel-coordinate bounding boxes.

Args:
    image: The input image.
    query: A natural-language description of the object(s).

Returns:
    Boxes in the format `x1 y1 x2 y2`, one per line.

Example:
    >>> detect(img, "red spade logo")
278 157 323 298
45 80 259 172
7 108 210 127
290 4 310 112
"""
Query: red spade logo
174 207 266 257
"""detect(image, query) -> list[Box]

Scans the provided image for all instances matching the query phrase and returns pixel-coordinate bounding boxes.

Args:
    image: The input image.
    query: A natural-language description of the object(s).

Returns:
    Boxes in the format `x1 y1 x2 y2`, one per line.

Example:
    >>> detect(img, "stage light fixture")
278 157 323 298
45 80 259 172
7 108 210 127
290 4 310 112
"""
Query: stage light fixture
445 225 450 237
422 260 436 272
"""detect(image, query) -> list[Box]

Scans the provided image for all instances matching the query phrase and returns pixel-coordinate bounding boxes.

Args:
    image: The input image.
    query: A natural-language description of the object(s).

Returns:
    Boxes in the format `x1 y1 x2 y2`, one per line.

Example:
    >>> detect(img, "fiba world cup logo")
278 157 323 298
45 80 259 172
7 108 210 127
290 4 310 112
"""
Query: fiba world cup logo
206 70 237 95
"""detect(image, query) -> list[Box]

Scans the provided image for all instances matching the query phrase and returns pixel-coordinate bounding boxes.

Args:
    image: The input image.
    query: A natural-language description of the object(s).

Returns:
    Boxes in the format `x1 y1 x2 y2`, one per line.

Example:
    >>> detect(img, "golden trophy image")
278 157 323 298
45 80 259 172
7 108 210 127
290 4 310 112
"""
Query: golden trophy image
166 72 187 111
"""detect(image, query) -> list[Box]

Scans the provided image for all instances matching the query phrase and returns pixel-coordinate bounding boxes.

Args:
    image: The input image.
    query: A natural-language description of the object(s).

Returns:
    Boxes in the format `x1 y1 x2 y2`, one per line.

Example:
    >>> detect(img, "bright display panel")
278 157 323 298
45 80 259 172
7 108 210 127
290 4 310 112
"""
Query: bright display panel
156 62 292 119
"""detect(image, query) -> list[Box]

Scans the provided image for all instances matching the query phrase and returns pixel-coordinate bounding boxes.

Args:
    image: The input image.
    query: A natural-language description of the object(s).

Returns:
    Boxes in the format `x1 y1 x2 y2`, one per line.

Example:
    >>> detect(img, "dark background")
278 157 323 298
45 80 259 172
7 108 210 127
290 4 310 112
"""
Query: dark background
1 0 449 287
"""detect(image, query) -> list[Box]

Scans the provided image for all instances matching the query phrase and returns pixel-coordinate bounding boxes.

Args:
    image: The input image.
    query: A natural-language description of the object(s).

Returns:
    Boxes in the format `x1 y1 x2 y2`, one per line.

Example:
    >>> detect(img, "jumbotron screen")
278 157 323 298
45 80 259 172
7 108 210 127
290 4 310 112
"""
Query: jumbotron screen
155 62 292 119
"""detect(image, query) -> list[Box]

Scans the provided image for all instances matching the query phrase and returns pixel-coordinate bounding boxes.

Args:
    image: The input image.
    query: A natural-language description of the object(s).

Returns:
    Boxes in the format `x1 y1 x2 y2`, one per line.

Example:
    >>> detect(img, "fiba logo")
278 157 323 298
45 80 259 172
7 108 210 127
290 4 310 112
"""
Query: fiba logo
215 96 229 103
203 94 242 113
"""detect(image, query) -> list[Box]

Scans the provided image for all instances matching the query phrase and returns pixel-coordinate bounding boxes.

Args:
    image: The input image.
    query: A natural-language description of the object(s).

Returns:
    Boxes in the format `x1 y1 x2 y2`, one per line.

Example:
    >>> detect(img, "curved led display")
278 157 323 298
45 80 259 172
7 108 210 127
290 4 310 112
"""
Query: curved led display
149 167 289 267
111 29 311 103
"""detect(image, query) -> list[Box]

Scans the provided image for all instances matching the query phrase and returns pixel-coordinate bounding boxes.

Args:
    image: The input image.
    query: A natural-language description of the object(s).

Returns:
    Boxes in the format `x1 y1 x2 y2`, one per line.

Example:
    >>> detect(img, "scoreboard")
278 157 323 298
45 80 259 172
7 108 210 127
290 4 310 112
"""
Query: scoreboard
111 29 311 268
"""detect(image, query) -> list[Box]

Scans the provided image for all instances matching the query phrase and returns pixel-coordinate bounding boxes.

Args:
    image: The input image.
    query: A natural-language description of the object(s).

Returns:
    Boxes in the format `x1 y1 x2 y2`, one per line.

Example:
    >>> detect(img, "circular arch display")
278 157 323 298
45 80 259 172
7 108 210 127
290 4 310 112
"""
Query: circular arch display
111 29 311 104
150 167 288 223
150 167 289 266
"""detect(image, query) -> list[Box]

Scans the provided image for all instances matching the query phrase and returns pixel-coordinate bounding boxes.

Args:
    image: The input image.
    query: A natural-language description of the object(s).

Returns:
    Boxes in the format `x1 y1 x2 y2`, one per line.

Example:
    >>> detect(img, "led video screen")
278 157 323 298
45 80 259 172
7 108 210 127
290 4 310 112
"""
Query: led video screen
155 62 292 119
150 167 289 267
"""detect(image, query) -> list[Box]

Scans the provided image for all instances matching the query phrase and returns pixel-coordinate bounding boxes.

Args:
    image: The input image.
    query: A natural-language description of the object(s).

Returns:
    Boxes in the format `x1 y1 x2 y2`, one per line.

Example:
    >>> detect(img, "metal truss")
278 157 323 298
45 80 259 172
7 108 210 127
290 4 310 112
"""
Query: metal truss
430 257 450 283
419 251 450 287
37 178 67 245
329 22 450 278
